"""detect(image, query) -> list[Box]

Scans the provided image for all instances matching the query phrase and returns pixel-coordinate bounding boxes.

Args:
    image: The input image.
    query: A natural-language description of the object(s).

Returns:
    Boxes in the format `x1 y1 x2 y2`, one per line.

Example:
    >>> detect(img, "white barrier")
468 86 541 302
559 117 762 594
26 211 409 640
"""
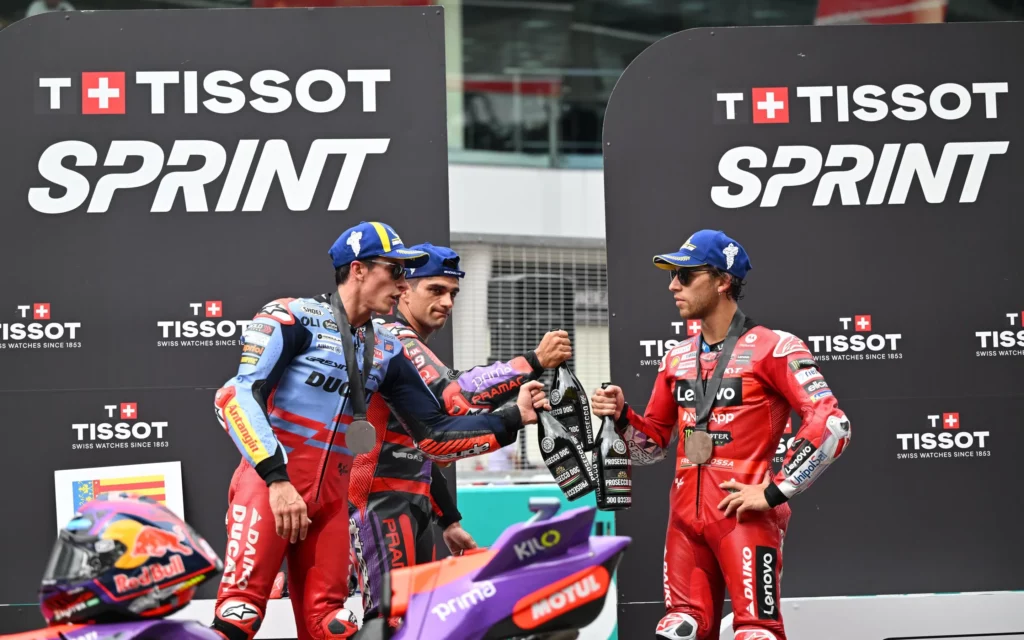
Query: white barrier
719 591 1024 639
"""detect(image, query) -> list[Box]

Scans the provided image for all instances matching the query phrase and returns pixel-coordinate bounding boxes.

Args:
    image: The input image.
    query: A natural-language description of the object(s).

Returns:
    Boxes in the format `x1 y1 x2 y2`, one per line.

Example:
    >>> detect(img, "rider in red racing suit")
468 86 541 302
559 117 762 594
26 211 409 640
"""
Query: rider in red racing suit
593 230 851 640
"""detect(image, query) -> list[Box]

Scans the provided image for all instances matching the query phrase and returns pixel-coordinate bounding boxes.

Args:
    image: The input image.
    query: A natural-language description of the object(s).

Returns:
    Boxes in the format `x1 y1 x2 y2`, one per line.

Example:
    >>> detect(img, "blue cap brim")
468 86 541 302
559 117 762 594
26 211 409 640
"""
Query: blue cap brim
380 248 430 268
653 251 706 269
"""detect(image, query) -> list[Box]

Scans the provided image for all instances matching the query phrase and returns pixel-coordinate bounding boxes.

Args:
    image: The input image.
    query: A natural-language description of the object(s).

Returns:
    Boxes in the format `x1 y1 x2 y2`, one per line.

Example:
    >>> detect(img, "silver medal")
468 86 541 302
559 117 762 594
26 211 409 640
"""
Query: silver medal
347 419 376 455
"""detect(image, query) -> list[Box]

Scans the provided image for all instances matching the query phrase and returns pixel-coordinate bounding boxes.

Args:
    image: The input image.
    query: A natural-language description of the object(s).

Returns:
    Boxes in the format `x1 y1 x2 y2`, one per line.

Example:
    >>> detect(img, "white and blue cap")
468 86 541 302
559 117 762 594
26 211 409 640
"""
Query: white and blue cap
404 243 466 280
328 221 429 269
653 229 752 279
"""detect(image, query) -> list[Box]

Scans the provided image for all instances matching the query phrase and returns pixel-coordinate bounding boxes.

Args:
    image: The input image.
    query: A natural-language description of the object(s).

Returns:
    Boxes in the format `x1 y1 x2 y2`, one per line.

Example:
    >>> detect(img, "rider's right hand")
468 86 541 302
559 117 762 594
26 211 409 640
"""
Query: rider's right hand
591 385 624 421
268 480 312 543
533 330 573 369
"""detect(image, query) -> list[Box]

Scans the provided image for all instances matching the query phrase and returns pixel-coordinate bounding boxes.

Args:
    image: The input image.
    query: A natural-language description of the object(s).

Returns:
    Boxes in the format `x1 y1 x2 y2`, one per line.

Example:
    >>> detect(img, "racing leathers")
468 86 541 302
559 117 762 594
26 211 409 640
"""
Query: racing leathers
211 295 524 640
615 321 851 640
349 310 544 622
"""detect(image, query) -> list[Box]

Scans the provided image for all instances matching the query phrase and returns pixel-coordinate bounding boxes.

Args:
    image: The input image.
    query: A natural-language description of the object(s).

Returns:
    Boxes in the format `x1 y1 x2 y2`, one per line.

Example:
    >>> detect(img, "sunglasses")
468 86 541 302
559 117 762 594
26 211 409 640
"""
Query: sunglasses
670 267 713 286
367 259 406 280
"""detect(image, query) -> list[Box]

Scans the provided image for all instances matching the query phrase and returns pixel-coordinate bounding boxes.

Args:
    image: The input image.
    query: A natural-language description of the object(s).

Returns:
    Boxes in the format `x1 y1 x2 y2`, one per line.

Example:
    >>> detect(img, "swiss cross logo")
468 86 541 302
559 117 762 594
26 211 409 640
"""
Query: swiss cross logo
81 72 125 115
752 87 788 124
687 320 702 336
33 303 51 320
120 403 138 420
854 315 872 332
205 301 223 318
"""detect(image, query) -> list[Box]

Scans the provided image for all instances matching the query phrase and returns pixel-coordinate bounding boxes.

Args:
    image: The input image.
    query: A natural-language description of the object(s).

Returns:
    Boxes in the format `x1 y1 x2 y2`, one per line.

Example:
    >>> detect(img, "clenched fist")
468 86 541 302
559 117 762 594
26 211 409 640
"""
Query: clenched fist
590 385 624 421
534 330 573 369
517 380 551 425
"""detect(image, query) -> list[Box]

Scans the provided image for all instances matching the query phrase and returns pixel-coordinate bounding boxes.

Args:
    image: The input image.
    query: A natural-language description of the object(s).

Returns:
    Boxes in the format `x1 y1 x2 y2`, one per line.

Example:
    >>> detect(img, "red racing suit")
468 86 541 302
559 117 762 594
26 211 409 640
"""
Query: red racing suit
615 321 852 640
348 310 544 621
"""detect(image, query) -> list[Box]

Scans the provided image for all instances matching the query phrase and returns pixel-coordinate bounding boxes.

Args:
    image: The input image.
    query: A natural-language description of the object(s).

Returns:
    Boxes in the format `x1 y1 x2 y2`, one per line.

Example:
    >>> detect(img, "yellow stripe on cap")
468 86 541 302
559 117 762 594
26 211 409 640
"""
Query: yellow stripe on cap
370 222 392 252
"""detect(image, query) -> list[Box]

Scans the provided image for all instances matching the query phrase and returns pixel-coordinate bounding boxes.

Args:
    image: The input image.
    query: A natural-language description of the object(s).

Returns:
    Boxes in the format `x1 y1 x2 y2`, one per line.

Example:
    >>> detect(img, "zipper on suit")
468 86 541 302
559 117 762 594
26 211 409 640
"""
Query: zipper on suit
694 465 702 520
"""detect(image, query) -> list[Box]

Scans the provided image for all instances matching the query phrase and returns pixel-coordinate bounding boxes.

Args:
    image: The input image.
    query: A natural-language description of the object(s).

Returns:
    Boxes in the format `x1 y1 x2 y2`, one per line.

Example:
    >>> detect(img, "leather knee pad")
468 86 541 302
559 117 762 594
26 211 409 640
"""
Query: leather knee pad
734 629 779 640
656 612 699 640
212 598 263 640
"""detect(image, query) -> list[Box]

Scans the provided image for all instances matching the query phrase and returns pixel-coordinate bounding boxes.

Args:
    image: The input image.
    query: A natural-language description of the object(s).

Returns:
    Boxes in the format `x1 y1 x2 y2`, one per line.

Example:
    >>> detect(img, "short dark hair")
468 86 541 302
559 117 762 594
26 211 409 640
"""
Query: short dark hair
708 267 746 301
335 264 352 285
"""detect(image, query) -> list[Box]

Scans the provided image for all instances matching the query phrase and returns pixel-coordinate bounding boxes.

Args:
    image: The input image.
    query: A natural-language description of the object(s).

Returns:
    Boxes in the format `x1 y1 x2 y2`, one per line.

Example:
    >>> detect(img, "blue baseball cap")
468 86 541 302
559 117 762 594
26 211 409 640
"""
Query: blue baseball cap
404 243 466 280
653 229 752 279
328 221 429 269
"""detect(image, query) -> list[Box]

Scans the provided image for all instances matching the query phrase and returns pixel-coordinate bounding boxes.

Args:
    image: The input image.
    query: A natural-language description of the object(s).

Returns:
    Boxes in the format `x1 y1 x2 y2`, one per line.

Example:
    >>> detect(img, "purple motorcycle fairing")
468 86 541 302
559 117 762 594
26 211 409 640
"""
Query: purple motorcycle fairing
392 506 630 640
3 620 221 640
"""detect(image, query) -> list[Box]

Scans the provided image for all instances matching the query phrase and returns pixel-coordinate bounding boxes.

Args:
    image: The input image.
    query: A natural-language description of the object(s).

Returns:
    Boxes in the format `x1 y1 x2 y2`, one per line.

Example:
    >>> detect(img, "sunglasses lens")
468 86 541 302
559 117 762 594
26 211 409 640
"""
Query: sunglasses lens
673 269 702 285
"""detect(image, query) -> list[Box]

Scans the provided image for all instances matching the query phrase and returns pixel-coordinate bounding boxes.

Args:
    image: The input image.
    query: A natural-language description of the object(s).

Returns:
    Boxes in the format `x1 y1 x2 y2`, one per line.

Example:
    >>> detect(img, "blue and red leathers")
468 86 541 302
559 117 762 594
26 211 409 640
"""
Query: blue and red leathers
348 310 544 622
211 295 523 640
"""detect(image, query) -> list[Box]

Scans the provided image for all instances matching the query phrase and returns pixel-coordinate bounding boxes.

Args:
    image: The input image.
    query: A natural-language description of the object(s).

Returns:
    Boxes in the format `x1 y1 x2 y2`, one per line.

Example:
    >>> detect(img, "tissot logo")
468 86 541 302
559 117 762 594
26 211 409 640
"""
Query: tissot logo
896 412 991 460
39 69 391 116
710 82 1011 209
30 68 396 215
975 311 1024 357
638 320 699 366
0 303 83 349
806 315 903 362
156 301 249 348
71 402 169 451
715 82 1008 125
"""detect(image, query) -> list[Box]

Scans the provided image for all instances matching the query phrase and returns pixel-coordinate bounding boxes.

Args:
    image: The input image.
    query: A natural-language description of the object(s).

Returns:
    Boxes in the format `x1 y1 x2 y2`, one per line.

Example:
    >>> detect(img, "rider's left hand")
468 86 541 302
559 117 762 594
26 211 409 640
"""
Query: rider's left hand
717 477 771 523
442 522 478 556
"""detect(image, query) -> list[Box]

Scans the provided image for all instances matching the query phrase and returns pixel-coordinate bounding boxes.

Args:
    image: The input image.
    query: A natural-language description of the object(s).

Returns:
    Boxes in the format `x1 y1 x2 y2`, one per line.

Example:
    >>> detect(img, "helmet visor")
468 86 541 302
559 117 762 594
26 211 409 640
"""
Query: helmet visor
42 536 98 583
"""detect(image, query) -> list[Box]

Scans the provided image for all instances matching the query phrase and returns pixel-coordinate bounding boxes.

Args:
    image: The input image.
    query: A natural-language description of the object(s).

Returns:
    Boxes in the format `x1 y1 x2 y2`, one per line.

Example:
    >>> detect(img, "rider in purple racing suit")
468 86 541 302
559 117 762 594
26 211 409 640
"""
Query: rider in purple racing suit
348 243 572 625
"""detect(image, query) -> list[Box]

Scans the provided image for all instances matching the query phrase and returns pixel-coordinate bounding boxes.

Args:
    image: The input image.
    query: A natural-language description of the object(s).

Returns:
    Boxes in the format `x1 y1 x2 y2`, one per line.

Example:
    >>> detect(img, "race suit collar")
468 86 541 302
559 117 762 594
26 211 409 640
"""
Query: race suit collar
374 307 429 342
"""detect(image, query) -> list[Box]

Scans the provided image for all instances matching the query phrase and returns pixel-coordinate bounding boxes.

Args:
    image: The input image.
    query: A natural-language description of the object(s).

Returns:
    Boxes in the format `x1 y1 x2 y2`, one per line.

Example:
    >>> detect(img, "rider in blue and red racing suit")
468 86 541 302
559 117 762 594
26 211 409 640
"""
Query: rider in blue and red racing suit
210 223 544 640
348 243 573 624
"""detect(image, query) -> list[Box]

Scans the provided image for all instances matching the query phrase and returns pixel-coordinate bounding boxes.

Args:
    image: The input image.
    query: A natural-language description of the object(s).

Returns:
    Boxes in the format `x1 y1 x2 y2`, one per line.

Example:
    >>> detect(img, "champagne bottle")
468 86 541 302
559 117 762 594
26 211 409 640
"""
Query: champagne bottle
537 412 597 501
593 383 632 511
549 363 596 449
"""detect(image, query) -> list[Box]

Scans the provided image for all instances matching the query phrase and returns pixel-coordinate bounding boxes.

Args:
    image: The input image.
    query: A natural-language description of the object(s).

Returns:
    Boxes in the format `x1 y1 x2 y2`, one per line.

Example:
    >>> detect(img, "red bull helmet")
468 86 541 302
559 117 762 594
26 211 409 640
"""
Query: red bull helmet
39 493 223 625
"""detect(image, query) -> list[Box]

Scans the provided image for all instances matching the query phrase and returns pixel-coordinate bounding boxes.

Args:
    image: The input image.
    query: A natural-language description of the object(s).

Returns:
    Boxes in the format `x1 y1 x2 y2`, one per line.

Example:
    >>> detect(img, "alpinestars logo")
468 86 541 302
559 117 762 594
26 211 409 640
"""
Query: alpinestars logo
31 68 393 214
806 315 903 361
0 303 83 350
71 402 169 451
975 311 1024 357
896 412 991 460
157 301 249 348
711 82 1010 210
639 320 698 367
